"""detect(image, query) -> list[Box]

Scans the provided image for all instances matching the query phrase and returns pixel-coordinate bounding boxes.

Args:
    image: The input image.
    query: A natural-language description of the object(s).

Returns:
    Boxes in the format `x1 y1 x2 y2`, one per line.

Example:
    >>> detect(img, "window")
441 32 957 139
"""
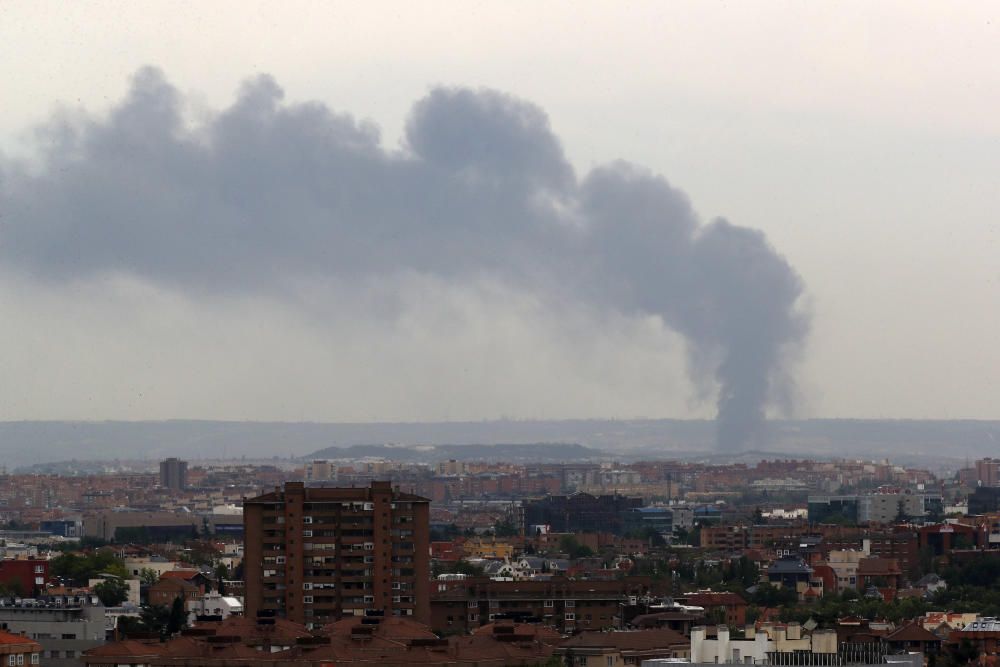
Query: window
364 502 374 510
34 566 43 573
8 656 15 666
606 657 614 667
276 556 286 564
303 583 313 591
468 600 478 608
30 656 38 666
564 613 575 621
303 596 313 604
302 530 313 537
565 600 575 608
468 613 477 621
544 599 554 608
303 516 313 524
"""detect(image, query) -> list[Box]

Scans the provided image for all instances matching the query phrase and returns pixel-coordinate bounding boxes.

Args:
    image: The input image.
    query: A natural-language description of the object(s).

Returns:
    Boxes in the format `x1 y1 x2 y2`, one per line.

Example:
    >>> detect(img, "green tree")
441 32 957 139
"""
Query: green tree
494 519 519 537
139 604 172 636
0 579 24 597
942 639 980 667
432 559 486 578
894 499 908 523
116 615 146 638
51 551 127 585
751 583 797 608
139 568 160 587
214 563 229 596
94 578 130 607
558 535 594 559
167 597 188 635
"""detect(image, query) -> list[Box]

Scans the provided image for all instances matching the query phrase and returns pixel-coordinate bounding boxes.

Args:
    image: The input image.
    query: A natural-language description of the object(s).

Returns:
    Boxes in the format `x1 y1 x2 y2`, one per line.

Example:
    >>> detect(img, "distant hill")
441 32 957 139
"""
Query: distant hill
1 418 998 469
303 442 604 463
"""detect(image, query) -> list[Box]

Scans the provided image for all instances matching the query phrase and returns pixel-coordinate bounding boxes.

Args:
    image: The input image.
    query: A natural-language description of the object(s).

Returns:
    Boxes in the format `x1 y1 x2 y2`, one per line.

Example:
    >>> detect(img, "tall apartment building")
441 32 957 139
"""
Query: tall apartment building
243 481 430 628
305 460 336 482
159 457 188 490
976 458 1000 487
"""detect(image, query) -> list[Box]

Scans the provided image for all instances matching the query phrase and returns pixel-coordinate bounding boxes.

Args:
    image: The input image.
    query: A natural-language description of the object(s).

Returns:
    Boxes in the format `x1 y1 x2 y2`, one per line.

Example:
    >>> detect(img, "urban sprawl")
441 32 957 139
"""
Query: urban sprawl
2 455 1000 667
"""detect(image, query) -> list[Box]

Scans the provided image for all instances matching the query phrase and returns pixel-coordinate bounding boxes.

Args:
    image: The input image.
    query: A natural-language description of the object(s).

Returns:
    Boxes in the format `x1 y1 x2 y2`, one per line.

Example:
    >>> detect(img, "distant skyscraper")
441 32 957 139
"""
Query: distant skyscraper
159 457 188 490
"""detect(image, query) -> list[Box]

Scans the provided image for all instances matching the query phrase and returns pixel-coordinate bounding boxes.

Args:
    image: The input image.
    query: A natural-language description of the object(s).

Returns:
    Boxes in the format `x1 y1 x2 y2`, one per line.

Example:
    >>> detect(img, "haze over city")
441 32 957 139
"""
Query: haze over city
7 7 1000 667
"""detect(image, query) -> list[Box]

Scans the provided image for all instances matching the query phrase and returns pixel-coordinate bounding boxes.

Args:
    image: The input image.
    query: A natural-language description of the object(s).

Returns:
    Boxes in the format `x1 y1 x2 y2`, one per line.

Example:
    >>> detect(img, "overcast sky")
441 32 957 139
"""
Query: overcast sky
0 1 997 424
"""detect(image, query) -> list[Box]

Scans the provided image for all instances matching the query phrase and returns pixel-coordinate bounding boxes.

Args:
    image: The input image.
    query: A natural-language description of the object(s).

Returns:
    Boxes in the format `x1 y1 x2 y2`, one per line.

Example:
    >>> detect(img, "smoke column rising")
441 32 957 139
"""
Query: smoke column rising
0 68 808 449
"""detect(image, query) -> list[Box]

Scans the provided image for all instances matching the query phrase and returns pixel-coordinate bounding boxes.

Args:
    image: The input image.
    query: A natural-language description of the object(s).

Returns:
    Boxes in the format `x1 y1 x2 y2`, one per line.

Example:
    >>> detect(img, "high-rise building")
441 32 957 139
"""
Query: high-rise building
243 481 430 628
159 457 188 490
976 458 1000 487
305 460 336 482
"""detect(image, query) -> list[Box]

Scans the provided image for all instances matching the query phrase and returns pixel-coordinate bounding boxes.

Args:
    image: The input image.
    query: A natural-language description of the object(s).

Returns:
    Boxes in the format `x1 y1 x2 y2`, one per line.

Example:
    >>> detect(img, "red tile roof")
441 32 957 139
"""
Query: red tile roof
560 629 689 651
0 630 40 650
886 622 943 643
160 570 202 581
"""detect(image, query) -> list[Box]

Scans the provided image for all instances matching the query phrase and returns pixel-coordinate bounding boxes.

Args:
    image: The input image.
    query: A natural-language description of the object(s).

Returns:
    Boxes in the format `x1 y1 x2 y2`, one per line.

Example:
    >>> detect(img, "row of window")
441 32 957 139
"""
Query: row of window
467 599 575 608
6 655 39 666
465 613 577 622
301 594 414 605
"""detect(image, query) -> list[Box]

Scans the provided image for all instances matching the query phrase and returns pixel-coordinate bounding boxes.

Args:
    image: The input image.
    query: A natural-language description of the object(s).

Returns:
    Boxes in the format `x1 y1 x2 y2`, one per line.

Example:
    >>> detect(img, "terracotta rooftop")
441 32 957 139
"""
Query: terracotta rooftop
886 622 943 643
473 621 562 643
0 631 41 650
683 591 746 606
322 616 439 641
560 628 689 651
857 558 902 576
201 615 314 643
160 570 202 581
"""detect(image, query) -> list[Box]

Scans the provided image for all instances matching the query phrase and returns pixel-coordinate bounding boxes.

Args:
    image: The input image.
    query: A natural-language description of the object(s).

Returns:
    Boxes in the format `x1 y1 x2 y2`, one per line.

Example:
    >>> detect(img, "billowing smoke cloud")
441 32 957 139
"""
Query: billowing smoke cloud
0 67 807 450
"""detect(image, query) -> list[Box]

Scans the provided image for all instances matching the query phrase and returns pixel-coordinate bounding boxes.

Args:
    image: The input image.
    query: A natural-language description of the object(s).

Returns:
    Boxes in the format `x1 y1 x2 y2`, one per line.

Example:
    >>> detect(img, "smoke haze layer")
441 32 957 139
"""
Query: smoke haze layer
0 67 808 449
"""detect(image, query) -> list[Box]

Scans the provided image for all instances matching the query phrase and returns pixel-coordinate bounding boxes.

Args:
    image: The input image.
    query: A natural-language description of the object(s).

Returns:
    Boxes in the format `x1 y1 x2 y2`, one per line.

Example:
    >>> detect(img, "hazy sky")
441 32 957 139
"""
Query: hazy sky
0 1 998 424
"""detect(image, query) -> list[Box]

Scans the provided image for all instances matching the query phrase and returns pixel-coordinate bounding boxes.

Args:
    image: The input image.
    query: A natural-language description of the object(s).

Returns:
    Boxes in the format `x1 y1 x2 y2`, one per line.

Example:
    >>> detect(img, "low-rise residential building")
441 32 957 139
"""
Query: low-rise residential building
678 592 747 627
0 560 48 598
431 576 653 635
84 614 557 667
187 592 243 622
690 625 772 664
557 628 690 667
825 550 864 592
0 597 105 667
462 538 516 560
0 630 42 667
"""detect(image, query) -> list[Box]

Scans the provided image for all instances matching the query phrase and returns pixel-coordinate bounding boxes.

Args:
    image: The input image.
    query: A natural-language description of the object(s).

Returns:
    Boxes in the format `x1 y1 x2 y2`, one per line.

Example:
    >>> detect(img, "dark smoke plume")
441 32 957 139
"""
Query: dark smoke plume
0 68 808 449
